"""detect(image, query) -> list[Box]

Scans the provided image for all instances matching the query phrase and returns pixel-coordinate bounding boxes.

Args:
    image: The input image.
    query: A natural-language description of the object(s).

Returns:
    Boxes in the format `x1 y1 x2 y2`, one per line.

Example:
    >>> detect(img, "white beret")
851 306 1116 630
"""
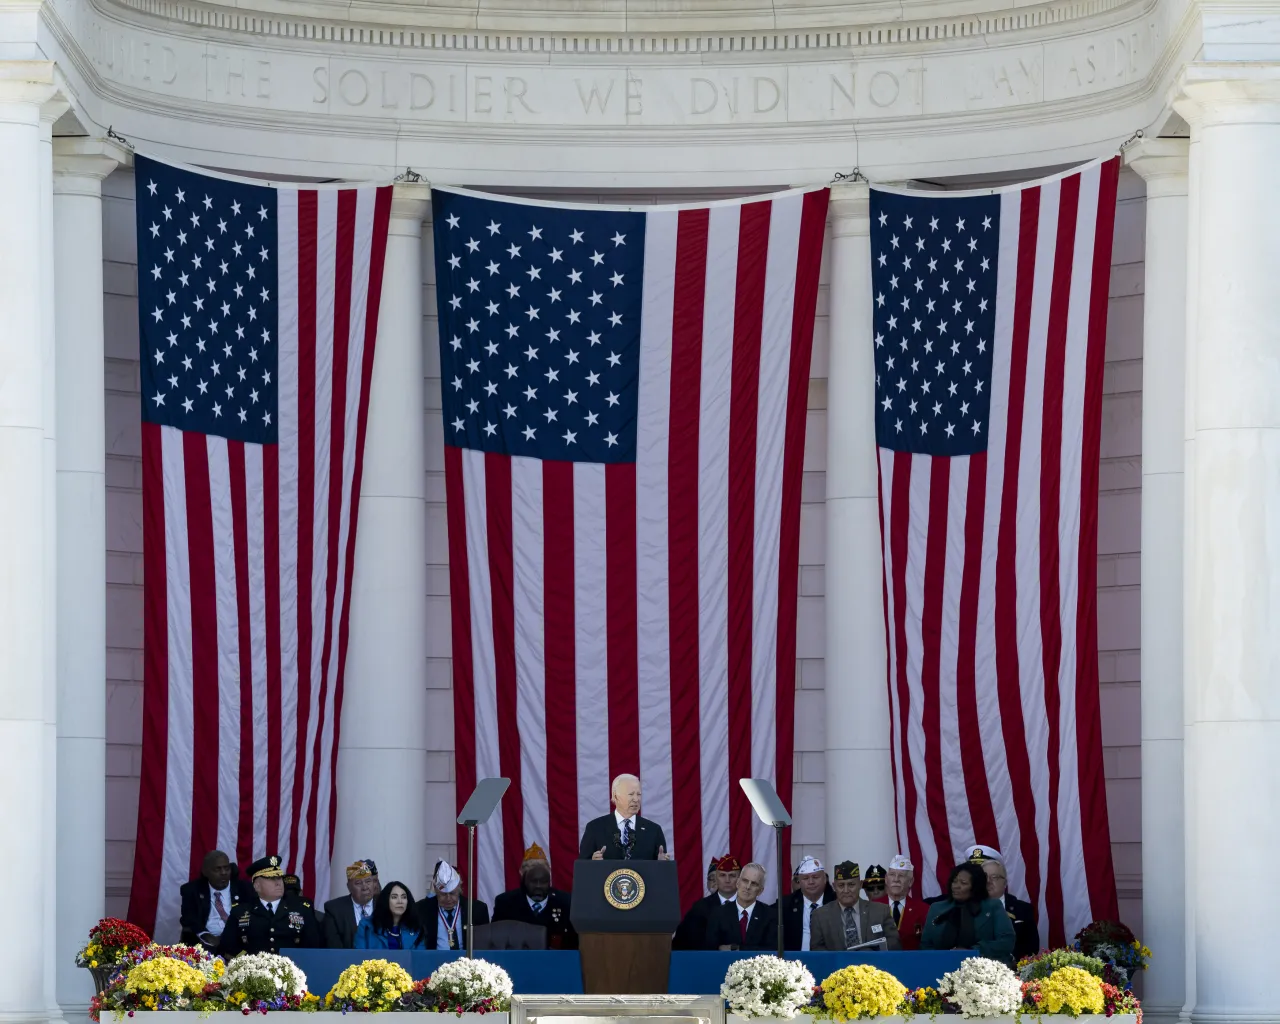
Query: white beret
796 856 824 875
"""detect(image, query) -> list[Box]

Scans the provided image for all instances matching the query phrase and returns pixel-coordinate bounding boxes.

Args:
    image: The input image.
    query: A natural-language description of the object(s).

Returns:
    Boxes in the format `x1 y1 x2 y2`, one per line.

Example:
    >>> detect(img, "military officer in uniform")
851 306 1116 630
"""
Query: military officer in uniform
219 855 323 956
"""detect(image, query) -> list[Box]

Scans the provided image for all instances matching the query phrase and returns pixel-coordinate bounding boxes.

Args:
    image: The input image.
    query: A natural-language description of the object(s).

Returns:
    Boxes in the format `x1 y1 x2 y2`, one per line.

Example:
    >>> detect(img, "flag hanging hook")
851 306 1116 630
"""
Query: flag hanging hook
106 125 135 150
831 167 868 184
394 167 426 183
1119 128 1145 151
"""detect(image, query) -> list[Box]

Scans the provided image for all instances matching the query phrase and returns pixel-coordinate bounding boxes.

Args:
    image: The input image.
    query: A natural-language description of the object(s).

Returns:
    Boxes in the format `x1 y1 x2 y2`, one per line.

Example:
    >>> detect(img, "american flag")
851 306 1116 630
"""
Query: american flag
871 158 1120 945
435 186 829 907
128 155 393 935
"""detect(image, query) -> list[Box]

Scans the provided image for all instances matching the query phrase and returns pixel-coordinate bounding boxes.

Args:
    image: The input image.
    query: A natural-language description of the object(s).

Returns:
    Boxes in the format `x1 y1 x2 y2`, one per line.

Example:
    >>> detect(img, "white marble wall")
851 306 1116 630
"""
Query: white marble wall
100 169 1145 921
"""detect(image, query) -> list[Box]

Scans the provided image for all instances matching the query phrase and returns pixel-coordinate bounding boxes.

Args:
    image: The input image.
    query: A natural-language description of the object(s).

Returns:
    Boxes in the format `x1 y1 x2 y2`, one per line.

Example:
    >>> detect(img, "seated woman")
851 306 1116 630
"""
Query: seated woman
918 862 1015 964
354 881 425 950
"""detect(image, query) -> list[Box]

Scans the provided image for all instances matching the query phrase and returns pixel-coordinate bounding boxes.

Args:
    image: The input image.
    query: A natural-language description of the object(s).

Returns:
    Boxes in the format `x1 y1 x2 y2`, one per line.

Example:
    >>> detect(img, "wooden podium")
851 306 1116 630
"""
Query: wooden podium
569 860 681 994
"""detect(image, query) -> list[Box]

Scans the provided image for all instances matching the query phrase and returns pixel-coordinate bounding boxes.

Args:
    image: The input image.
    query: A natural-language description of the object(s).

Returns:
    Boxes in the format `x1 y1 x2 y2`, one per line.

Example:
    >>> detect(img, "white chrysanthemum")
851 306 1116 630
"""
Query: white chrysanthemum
721 955 816 1019
222 951 308 997
937 957 1023 1018
429 957 514 1010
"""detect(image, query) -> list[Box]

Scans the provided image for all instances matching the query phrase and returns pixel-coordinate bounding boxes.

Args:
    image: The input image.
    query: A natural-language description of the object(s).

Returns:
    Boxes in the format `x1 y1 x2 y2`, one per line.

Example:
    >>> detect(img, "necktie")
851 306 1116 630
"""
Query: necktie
359 904 369 923
214 889 227 922
892 901 902 927
621 819 633 859
739 909 749 943
842 906 859 949
532 901 544 914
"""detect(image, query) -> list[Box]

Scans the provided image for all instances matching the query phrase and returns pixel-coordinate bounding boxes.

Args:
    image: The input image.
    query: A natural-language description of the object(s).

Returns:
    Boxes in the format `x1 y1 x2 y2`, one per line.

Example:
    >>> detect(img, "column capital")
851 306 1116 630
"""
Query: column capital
829 180 869 239
1171 62 1280 128
0 60 56 108
53 137 129 196
1124 137 1189 198
389 182 431 233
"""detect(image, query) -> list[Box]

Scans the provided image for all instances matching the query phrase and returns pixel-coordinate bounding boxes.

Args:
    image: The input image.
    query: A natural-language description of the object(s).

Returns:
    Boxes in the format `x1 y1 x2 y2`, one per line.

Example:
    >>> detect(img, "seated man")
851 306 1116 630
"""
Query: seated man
322 859 381 949
972 848 1039 961
673 854 740 950
179 849 252 950
783 855 837 951
875 854 928 949
811 861 901 950
218 855 321 956
863 865 887 901
705 862 777 951
415 861 489 949
492 844 576 949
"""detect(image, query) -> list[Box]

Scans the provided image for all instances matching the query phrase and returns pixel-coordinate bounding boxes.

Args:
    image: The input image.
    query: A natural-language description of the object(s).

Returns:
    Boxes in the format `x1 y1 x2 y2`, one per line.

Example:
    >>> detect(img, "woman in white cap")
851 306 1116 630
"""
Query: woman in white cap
413 860 490 949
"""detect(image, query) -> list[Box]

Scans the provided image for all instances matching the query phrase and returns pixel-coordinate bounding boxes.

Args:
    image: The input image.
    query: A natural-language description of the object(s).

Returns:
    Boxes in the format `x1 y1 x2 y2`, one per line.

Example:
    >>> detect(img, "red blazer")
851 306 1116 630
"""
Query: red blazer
875 896 928 950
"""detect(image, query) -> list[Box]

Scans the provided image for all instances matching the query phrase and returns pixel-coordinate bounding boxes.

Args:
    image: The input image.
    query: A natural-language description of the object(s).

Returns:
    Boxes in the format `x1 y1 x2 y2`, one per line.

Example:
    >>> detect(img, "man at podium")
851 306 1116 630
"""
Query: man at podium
579 774 672 861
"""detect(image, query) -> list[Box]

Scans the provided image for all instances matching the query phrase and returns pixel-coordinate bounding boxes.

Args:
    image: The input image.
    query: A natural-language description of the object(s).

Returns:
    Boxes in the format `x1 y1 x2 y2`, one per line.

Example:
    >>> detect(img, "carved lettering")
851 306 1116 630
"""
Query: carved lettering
576 77 616 114
754 76 780 114
830 72 856 114
869 70 899 107
313 66 329 104
724 78 740 116
226 58 245 97
256 61 271 100
473 75 493 114
161 46 177 85
505 77 535 114
450 74 459 113
411 73 435 110
380 70 398 109
339 69 368 106
626 76 642 116
690 77 717 115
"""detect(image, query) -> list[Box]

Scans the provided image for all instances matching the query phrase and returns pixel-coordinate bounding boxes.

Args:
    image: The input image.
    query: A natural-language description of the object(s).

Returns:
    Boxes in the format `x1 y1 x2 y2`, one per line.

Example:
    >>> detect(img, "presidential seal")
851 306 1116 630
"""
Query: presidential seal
604 867 645 910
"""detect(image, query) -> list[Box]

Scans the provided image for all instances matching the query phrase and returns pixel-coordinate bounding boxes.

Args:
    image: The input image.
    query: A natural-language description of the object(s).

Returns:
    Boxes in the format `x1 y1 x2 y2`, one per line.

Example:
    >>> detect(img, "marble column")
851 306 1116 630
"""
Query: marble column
0 60 58 1024
52 138 126 1017
1124 138 1188 1024
1174 65 1280 1021
823 181 896 865
332 184 431 896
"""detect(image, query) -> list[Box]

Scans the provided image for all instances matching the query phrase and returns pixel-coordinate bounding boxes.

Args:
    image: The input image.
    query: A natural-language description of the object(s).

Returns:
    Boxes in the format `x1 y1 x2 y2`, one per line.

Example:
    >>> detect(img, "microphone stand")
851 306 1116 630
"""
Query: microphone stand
466 822 476 960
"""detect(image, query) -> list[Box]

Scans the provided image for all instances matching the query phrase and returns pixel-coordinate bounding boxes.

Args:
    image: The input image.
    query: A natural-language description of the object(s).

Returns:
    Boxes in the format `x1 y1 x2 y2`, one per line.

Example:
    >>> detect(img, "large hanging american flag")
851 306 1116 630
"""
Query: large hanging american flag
128 155 392 936
871 158 1120 945
435 187 828 908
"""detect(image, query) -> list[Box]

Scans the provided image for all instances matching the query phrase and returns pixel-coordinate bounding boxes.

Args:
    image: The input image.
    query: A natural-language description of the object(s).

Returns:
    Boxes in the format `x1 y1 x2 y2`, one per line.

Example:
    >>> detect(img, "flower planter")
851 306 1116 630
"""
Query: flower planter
122 1014 508 1022
728 1016 1138 1023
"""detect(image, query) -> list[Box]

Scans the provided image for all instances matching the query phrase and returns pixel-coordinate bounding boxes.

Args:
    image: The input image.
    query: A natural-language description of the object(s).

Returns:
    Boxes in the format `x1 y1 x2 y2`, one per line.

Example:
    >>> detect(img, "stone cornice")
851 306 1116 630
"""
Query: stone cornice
98 0 1150 57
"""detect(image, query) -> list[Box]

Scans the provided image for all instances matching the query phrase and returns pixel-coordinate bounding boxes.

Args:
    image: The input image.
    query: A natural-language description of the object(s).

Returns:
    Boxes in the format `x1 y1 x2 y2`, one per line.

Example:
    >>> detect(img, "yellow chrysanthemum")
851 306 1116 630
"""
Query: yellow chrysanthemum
1040 966 1105 1015
819 965 908 1021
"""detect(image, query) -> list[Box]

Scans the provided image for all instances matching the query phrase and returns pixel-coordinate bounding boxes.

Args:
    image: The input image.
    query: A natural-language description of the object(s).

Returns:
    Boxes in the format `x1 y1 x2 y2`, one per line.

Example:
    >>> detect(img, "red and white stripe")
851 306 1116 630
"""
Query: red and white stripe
448 188 828 909
131 182 392 938
878 159 1119 945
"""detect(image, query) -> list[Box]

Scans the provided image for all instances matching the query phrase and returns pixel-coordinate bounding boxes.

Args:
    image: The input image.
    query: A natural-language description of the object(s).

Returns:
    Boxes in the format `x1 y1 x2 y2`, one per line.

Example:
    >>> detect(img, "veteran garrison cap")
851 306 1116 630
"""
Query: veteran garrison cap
864 864 887 885
833 861 861 881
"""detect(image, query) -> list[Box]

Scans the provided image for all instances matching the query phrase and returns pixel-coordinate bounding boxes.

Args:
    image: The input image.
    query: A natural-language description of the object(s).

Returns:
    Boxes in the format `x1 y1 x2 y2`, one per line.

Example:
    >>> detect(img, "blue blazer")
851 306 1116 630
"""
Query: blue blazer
354 919 425 950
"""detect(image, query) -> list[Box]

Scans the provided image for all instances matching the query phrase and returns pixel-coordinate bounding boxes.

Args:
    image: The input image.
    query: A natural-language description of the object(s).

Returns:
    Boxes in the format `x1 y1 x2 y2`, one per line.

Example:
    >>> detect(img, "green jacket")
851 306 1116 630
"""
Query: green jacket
918 897 1016 963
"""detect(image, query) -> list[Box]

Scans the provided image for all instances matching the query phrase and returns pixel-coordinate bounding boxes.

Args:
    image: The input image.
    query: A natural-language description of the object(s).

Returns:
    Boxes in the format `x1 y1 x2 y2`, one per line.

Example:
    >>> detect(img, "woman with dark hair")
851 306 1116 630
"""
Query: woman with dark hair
354 880 425 950
918 862 1016 964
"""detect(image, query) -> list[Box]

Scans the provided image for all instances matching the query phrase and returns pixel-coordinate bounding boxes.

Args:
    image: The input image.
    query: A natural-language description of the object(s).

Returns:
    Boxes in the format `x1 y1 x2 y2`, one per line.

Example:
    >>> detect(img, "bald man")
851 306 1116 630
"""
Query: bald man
578 774 671 861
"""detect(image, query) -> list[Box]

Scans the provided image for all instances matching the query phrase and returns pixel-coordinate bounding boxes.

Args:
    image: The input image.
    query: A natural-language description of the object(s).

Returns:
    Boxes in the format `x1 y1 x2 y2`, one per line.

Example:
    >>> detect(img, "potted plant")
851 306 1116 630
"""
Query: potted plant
722 955 816 1020
76 918 152 994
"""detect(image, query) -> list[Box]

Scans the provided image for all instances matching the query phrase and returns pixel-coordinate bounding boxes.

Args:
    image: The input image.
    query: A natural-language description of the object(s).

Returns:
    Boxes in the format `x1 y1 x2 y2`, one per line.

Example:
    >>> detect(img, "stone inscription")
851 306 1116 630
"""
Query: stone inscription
81 15 1164 127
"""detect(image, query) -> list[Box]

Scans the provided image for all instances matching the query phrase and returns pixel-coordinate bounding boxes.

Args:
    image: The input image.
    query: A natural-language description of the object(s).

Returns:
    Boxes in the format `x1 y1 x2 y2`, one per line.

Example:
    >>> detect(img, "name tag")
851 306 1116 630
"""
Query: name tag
871 924 883 934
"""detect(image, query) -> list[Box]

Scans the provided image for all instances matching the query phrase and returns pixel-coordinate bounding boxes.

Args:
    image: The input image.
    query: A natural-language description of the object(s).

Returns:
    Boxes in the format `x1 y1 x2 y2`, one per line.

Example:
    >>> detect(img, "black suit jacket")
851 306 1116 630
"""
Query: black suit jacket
781 886 838 950
178 878 254 946
321 896 363 949
492 888 577 949
578 814 667 861
705 899 778 951
674 893 735 951
1001 893 1039 960
413 895 490 949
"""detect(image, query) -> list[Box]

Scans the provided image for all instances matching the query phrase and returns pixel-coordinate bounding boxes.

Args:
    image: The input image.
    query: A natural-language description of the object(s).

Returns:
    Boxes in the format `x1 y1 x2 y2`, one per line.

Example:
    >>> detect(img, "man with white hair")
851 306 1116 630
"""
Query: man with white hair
782 855 837 950
578 773 671 861
872 854 927 950
704 862 778 950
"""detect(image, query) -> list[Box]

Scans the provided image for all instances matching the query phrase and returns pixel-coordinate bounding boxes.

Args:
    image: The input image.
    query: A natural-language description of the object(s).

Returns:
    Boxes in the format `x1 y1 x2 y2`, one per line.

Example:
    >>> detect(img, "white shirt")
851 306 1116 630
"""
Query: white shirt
614 810 636 832
718 893 735 904
204 883 233 937
889 898 905 922
800 897 823 951
352 896 374 924
734 900 757 926
436 904 461 950
527 895 547 914
261 899 279 913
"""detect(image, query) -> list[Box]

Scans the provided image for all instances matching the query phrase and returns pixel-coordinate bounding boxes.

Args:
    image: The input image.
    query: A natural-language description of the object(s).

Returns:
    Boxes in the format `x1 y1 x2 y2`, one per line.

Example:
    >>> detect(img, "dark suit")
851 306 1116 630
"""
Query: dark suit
578 814 668 860
178 878 254 947
321 896 366 949
810 900 901 951
705 900 778 951
674 893 735 950
492 887 577 949
1000 893 1039 960
414 895 490 950
781 886 838 950
218 894 322 956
